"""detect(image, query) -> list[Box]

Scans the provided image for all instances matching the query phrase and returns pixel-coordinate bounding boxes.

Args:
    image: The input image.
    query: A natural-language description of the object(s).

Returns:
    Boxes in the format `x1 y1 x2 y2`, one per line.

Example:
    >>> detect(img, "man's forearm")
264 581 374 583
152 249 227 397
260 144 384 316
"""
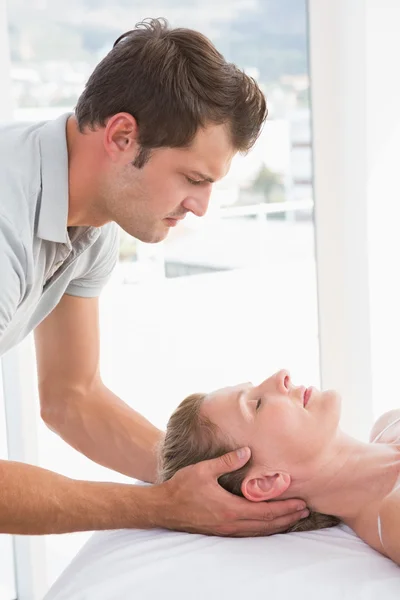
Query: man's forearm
0 459 161 535
42 383 163 483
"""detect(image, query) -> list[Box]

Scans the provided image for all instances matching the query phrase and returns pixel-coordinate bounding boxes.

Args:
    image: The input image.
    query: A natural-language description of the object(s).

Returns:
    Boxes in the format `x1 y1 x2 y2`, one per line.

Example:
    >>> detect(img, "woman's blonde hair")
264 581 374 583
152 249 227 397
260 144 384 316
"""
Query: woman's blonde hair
159 392 340 534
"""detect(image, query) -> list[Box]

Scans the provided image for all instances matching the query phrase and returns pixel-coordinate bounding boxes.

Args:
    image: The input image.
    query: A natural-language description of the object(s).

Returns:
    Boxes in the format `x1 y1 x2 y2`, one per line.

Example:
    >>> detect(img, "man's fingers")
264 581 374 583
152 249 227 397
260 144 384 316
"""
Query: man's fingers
206 447 251 478
236 497 307 521
223 510 309 538
261 509 309 533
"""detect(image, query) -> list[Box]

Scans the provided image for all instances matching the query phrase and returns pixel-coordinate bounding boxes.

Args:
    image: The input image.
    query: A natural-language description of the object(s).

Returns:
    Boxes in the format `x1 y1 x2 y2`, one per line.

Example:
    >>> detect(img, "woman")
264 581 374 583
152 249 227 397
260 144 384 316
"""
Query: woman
159 370 400 565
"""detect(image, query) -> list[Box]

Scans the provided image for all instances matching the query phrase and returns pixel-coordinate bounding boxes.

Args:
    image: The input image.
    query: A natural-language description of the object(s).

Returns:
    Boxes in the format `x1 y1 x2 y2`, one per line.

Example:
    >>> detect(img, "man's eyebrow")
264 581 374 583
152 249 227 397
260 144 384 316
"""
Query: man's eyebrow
191 171 215 183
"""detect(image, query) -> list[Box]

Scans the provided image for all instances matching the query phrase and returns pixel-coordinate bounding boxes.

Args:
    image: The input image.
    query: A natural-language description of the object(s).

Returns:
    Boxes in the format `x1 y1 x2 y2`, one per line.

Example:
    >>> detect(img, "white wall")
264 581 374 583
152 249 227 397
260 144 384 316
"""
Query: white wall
364 1 400 418
309 0 400 435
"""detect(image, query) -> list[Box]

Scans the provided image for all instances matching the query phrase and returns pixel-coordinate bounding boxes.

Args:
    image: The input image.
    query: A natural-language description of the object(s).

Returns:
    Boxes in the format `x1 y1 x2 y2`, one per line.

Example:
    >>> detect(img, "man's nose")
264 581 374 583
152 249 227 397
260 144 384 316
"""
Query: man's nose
182 188 212 217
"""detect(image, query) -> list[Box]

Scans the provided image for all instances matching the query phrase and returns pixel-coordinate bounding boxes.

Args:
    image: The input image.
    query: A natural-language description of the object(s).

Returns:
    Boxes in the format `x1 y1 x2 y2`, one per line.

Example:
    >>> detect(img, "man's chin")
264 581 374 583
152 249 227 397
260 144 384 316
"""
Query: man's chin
121 223 169 244
137 228 169 244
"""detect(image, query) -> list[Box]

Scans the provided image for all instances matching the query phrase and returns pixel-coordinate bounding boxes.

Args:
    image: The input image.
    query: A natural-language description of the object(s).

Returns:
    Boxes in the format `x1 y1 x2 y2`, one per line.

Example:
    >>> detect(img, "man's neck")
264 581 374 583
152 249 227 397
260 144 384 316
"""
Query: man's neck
66 115 108 228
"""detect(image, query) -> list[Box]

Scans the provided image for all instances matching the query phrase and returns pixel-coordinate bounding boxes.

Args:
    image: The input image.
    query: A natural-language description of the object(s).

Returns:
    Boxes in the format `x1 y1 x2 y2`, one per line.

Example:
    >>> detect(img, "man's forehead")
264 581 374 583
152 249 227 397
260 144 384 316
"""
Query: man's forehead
185 124 236 177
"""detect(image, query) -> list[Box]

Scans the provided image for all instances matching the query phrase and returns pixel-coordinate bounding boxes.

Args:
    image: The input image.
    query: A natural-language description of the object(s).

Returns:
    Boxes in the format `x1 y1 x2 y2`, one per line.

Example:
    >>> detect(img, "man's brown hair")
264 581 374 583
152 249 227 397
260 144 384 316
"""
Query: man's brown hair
75 18 267 162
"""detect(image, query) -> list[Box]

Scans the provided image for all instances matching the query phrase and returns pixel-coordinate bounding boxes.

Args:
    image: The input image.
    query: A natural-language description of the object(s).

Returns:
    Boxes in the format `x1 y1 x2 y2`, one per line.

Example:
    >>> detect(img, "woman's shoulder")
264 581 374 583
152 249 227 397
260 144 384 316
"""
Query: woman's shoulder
370 409 400 444
378 487 400 565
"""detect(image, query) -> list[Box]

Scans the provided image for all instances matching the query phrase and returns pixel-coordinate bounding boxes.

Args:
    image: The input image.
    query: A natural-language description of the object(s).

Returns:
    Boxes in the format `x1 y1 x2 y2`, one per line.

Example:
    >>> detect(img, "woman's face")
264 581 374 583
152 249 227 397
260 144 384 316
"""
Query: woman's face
201 370 342 476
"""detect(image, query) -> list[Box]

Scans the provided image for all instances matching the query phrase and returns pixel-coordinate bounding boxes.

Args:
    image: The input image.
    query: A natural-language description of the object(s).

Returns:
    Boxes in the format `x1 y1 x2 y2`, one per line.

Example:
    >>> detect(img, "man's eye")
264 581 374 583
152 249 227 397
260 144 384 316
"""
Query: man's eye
186 176 203 185
256 398 262 411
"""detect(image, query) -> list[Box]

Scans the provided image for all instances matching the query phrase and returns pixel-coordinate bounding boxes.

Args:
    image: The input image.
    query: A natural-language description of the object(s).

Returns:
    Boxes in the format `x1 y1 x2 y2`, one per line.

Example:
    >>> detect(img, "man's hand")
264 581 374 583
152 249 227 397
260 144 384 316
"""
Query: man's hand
152 447 309 537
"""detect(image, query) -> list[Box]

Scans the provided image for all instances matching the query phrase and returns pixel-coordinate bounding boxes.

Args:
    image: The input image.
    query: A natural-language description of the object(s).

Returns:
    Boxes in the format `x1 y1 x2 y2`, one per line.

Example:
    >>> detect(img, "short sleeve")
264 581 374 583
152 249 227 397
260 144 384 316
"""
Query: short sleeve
0 214 26 342
66 223 120 298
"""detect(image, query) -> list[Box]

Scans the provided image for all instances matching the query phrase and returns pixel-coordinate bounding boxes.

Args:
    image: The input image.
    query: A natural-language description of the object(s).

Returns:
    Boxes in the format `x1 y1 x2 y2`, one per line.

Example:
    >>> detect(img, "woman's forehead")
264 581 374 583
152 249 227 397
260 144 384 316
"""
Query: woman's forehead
202 383 253 419
209 382 253 399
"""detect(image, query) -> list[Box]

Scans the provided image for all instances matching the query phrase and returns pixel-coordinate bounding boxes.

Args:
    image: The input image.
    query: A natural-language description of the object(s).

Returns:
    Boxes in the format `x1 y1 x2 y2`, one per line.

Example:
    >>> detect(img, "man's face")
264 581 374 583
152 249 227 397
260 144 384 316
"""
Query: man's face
100 121 236 243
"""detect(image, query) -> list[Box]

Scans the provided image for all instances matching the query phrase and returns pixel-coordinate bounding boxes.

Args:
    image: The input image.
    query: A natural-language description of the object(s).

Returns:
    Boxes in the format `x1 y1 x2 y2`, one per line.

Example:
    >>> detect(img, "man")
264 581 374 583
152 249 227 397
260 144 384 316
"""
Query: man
0 18 308 537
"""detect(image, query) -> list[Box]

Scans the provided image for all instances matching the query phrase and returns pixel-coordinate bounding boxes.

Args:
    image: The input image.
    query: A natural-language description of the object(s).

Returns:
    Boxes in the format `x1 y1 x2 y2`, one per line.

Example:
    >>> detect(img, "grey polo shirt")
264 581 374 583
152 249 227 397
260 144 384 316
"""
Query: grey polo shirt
0 113 119 356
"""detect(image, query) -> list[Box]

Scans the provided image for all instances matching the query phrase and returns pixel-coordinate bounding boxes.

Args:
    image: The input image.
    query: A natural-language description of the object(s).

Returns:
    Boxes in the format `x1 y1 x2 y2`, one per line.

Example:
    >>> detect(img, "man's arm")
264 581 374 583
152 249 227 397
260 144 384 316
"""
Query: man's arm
0 459 156 534
0 450 307 536
35 293 162 483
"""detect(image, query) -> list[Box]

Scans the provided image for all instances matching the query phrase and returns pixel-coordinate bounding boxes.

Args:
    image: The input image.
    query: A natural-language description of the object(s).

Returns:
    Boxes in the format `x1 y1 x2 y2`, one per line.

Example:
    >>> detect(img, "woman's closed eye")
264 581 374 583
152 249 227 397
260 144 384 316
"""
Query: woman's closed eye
255 398 262 411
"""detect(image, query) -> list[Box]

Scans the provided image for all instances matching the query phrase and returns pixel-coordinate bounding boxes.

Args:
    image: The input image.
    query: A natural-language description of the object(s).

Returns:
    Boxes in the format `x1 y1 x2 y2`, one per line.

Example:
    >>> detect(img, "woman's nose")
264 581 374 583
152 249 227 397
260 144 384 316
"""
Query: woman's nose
275 369 291 393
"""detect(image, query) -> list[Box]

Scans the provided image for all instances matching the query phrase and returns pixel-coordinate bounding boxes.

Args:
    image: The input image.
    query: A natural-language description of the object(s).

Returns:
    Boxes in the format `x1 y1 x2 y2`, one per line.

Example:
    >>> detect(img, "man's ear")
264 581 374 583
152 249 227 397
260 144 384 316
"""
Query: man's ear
104 112 139 158
241 470 291 502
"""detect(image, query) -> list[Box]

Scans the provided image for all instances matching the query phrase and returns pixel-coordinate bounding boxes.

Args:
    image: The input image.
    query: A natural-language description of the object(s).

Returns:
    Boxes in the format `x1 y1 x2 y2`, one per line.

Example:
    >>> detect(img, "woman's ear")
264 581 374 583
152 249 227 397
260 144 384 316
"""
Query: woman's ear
241 470 291 502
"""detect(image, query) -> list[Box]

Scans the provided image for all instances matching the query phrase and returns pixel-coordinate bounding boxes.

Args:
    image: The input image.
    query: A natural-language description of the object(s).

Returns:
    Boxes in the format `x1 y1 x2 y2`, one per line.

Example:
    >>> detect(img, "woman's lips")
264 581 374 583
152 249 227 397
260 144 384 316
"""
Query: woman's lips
303 387 313 407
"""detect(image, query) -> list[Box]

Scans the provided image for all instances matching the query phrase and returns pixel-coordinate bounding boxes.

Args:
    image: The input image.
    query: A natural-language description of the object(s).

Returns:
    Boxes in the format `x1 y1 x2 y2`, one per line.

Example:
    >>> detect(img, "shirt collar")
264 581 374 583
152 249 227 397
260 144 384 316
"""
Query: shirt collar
37 112 72 245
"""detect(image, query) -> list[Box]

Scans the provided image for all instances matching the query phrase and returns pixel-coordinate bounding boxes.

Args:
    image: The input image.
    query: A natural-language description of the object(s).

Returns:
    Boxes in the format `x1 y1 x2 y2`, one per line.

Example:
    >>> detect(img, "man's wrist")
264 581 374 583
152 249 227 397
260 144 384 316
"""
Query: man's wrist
138 482 169 529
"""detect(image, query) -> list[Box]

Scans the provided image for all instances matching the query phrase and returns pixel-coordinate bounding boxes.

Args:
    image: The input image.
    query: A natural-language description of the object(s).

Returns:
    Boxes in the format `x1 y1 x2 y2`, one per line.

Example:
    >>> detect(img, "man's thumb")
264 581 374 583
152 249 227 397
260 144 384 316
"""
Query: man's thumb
208 447 251 478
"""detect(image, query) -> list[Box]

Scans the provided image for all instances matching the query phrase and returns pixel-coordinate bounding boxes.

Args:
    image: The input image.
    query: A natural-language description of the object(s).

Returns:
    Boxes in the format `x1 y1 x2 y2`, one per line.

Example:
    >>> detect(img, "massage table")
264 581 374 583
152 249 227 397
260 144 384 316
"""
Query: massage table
45 522 400 599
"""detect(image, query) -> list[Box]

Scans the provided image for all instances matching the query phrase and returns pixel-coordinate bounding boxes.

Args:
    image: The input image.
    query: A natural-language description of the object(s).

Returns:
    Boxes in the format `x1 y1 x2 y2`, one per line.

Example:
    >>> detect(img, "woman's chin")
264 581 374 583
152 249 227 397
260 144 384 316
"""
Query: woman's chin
321 389 342 411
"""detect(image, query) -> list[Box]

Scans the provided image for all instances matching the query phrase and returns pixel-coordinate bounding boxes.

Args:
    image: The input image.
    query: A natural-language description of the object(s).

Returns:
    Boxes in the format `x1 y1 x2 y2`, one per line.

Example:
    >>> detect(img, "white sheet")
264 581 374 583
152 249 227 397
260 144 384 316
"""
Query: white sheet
45 523 400 599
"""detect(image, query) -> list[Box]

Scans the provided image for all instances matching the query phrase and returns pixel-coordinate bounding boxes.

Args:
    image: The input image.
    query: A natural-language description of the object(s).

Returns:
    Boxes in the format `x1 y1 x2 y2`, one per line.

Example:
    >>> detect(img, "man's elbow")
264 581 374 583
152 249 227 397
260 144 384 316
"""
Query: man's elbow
39 389 66 433
38 380 77 434
39 379 102 433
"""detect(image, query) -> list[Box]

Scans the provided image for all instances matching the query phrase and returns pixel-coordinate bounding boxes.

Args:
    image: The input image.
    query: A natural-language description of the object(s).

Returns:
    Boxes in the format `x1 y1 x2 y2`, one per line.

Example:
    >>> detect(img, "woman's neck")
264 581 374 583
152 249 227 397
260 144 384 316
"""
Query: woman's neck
285 432 400 523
